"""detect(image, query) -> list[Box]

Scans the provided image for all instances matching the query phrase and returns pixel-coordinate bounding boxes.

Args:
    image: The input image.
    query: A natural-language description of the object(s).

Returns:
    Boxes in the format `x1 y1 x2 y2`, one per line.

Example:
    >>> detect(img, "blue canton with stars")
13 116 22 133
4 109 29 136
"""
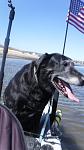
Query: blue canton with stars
70 0 84 15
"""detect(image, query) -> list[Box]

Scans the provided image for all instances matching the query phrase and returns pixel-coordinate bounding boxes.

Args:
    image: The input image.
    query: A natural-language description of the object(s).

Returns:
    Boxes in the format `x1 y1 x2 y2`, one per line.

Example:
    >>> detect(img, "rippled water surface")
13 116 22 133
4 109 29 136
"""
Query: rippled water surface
0 57 84 150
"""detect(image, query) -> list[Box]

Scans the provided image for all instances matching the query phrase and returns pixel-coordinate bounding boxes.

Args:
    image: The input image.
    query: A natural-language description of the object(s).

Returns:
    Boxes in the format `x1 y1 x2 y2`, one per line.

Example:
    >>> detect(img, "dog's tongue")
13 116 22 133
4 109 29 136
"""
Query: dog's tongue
65 86 79 103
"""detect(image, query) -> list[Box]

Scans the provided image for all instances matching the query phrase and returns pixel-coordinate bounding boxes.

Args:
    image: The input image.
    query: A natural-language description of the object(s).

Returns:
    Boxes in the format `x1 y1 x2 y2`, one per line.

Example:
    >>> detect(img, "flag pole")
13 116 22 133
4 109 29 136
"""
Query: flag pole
62 20 69 55
62 0 72 55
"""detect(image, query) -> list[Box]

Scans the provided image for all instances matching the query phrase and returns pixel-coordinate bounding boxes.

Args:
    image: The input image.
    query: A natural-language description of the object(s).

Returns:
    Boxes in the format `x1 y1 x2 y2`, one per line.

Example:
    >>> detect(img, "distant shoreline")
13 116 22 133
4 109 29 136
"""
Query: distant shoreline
0 47 40 61
0 54 38 61
0 45 84 65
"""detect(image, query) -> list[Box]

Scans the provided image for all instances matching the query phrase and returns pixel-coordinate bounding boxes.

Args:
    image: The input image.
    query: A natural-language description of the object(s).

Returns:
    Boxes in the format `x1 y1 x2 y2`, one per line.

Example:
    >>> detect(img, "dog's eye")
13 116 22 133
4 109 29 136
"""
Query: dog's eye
63 62 68 67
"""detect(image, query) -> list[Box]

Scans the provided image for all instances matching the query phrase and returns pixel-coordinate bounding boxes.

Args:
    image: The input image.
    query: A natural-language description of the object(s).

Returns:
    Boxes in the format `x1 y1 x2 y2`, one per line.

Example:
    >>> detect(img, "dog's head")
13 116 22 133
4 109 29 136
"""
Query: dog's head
35 53 84 102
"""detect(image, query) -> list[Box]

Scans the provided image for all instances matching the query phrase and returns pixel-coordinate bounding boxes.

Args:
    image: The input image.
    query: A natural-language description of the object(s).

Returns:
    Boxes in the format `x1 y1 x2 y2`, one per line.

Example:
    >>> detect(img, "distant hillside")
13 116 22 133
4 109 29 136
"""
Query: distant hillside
0 45 41 60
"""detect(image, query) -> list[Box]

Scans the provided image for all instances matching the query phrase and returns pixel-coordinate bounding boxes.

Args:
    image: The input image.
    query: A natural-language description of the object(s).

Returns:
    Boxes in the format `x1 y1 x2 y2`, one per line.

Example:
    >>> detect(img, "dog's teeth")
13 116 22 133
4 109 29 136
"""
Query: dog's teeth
59 83 61 86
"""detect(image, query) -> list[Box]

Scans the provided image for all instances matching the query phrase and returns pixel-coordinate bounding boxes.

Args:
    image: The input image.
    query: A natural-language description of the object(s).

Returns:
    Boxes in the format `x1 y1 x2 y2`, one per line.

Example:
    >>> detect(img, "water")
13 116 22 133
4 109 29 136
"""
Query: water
0 57 84 150
58 65 84 150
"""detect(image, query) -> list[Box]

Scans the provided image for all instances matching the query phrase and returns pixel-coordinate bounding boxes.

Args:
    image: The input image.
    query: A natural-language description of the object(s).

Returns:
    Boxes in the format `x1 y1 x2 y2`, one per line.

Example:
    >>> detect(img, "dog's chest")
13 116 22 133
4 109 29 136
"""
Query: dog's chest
28 86 51 111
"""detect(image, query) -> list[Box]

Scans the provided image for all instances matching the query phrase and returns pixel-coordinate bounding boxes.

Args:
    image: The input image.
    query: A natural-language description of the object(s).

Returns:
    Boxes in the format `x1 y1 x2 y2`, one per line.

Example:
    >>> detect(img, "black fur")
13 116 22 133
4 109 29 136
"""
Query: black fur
4 53 84 134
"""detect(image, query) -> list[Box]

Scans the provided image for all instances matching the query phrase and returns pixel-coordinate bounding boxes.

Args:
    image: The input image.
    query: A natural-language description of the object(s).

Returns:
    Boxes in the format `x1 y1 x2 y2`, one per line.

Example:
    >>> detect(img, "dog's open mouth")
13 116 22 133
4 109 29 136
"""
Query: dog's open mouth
52 77 79 103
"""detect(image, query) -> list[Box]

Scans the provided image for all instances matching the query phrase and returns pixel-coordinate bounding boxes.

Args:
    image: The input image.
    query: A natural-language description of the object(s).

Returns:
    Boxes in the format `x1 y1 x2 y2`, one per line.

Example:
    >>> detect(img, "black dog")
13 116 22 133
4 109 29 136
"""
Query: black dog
4 53 84 134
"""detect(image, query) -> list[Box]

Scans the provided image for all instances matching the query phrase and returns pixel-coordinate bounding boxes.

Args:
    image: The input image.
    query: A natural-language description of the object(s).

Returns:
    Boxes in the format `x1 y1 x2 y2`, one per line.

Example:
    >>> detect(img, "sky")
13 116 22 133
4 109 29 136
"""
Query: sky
0 0 84 60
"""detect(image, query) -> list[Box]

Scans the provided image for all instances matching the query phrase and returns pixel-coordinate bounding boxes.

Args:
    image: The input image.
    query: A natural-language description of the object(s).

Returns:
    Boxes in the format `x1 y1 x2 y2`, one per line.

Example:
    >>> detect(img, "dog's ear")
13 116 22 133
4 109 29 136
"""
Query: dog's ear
35 53 51 71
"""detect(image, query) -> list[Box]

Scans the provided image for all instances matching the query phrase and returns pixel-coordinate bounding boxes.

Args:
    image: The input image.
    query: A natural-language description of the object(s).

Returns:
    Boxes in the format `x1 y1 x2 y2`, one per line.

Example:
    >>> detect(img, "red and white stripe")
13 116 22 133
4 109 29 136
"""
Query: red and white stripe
67 7 84 33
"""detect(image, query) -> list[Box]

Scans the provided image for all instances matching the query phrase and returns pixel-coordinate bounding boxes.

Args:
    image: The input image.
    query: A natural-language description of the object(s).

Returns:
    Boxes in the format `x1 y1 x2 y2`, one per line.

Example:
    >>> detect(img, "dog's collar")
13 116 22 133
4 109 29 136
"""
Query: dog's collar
34 66 38 83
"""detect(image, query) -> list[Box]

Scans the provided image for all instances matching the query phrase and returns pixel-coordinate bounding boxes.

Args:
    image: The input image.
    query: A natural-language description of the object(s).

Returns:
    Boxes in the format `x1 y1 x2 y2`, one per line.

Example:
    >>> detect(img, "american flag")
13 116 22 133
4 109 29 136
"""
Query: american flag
67 0 84 34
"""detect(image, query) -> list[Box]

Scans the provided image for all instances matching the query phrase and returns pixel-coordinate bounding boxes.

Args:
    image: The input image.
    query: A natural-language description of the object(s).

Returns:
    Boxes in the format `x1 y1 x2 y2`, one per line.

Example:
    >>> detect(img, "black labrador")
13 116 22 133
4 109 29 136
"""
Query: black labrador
3 53 84 134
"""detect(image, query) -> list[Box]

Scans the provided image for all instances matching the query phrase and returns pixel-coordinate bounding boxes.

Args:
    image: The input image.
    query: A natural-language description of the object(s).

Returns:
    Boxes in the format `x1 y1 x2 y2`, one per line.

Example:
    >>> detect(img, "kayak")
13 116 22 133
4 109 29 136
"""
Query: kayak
25 105 62 150
36 104 62 150
25 130 62 150
36 133 62 150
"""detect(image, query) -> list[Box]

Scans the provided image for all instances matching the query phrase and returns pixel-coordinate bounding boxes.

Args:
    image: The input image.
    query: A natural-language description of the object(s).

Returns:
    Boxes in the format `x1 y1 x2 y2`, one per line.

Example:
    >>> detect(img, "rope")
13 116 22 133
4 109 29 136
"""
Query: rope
0 0 15 99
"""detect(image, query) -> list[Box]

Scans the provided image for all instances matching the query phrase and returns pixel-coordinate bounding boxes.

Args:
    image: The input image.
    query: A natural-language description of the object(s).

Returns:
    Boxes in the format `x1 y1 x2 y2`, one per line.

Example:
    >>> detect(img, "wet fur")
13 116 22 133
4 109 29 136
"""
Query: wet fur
4 53 84 134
